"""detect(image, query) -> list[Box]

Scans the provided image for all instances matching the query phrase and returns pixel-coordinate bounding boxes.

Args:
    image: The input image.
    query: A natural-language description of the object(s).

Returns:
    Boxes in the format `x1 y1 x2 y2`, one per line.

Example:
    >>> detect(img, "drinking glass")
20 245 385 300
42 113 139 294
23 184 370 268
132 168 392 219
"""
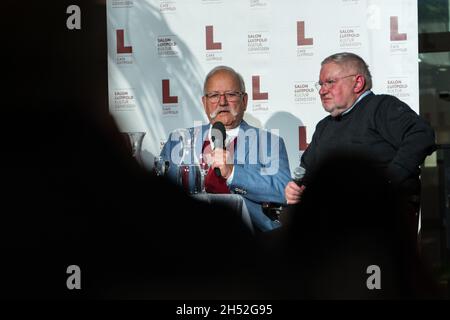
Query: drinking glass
178 164 201 194
153 156 165 176
199 161 209 193
122 132 146 166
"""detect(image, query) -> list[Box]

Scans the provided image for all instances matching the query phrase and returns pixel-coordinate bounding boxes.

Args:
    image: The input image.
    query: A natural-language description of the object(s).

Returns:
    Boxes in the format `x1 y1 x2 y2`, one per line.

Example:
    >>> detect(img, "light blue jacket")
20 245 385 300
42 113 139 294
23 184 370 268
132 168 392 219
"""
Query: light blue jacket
160 120 291 232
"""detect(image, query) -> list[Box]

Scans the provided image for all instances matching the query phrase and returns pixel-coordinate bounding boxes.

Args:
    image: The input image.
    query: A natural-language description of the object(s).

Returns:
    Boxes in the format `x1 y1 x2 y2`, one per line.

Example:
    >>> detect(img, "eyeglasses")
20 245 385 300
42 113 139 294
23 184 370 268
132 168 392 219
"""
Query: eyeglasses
204 91 244 103
314 74 357 91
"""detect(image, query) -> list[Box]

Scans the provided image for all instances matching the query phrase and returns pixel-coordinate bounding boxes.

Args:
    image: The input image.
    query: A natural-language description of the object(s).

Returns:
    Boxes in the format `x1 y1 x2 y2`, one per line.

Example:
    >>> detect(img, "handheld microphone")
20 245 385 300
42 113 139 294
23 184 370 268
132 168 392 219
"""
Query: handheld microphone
211 121 226 178
293 166 306 186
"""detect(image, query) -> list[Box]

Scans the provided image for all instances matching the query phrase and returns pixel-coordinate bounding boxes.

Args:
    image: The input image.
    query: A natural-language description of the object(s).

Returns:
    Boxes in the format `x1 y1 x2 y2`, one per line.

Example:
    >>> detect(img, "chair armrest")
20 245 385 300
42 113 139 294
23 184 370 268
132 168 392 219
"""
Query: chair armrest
261 202 285 221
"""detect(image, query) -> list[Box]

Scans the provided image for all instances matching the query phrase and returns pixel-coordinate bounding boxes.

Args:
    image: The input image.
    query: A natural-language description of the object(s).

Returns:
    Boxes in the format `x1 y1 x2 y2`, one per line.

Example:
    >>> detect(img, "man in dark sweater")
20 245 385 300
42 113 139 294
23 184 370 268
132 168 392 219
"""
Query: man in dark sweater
286 52 435 203
284 52 435 237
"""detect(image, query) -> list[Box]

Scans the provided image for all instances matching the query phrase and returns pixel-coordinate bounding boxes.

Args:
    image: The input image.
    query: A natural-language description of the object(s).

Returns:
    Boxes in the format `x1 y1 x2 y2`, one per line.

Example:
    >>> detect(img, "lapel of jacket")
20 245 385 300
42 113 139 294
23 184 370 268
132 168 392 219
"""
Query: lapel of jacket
194 124 210 156
237 120 253 164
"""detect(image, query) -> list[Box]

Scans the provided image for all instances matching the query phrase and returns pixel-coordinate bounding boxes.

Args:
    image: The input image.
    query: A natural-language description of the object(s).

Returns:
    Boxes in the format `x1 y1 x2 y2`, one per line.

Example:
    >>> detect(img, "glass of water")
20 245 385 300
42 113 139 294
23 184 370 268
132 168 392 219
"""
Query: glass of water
153 156 165 176
178 164 201 194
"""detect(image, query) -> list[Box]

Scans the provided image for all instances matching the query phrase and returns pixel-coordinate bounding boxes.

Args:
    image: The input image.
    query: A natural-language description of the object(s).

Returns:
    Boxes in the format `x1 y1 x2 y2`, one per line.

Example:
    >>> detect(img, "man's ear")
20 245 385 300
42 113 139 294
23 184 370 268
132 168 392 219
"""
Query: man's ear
202 96 207 111
242 93 248 111
354 75 366 93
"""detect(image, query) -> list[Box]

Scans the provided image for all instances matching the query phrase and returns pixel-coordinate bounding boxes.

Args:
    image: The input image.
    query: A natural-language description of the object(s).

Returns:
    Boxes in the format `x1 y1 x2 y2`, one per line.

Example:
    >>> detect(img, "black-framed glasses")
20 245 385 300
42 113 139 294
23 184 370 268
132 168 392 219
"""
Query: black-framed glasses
314 74 357 91
204 91 244 103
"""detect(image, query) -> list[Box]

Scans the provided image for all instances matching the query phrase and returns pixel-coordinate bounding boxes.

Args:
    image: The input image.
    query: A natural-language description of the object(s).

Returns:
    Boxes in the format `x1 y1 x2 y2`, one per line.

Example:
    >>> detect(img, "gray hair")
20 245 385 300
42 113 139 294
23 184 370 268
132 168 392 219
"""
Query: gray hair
203 65 246 95
321 52 372 90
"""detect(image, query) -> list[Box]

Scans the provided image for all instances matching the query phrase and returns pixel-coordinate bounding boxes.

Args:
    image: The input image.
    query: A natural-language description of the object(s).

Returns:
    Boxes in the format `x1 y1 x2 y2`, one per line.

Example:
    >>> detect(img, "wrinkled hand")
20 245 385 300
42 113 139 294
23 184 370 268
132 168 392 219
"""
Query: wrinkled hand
211 148 233 179
285 181 306 204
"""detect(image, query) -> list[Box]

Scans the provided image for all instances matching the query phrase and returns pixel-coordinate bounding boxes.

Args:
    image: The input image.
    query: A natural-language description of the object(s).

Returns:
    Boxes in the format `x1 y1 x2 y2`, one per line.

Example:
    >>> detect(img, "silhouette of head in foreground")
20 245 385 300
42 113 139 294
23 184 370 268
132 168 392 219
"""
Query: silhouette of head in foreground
279 153 441 299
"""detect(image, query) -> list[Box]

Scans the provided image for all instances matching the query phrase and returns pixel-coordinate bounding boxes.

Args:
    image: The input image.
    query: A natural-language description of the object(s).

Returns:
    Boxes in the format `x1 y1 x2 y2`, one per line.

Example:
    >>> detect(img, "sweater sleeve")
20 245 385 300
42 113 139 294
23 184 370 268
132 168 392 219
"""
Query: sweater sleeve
374 95 436 185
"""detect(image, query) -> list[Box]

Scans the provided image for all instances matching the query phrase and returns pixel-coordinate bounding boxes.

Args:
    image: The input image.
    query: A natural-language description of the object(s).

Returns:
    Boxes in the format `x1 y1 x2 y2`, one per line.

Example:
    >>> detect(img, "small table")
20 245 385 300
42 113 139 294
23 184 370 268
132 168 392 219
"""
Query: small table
192 193 254 234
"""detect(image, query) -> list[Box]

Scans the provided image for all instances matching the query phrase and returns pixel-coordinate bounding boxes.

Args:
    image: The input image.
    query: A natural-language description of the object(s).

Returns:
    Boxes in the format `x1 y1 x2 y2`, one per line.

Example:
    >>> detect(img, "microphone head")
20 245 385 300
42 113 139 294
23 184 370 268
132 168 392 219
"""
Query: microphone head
293 166 306 182
211 121 226 149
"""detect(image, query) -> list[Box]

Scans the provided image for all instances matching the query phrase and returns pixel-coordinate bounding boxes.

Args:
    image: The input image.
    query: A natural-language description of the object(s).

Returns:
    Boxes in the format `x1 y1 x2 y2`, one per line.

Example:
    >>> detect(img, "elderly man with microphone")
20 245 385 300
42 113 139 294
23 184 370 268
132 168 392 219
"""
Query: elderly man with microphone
160 66 291 232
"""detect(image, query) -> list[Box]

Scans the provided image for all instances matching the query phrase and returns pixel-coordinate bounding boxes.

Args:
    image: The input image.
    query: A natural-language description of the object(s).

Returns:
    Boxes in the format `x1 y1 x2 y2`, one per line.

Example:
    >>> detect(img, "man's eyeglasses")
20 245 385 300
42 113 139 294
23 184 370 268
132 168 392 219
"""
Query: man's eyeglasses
314 74 357 91
204 91 244 103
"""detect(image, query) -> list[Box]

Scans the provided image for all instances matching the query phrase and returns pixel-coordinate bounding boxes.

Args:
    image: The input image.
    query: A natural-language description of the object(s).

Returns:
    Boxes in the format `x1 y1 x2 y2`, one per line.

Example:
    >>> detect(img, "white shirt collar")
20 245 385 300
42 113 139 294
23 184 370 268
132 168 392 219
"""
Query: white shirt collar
341 90 372 116
208 123 241 149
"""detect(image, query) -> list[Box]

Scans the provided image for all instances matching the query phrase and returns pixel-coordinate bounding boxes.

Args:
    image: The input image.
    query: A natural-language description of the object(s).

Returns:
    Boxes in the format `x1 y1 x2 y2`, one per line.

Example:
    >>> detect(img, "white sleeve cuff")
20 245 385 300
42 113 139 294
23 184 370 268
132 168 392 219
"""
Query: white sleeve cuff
226 166 235 185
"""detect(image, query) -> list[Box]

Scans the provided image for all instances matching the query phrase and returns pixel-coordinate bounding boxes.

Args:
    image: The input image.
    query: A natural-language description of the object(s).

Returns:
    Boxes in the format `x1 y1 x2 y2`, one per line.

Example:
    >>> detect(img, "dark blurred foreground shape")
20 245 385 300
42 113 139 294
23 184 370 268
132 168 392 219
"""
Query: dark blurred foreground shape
1 100 274 299
274 153 445 299
0 1 271 299
1 1 447 300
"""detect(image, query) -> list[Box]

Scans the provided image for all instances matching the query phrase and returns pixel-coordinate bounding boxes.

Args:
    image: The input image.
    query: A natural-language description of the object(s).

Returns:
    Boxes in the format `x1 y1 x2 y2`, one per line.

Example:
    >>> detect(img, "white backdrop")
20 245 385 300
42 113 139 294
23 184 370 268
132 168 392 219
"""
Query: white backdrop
106 0 418 174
